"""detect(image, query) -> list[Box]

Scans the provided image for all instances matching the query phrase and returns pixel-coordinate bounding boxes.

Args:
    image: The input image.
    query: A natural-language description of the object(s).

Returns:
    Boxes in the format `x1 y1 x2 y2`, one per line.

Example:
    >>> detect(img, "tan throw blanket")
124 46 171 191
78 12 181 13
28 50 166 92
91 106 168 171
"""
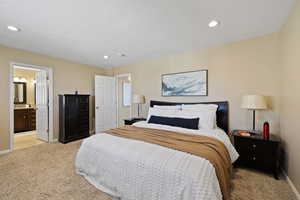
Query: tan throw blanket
104 125 232 200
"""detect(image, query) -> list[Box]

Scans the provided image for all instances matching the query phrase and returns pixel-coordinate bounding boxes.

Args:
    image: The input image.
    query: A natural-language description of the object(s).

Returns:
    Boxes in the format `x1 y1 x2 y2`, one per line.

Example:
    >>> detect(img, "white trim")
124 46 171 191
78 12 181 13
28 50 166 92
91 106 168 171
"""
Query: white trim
9 65 14 152
0 149 12 156
48 67 54 143
9 62 54 152
282 169 300 200
115 74 132 126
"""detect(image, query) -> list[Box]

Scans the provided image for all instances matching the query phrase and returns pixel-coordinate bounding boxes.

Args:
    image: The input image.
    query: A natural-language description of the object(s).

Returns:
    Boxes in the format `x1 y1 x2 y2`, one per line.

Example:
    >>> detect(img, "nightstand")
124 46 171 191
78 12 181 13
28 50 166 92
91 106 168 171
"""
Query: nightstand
232 130 281 179
124 118 146 125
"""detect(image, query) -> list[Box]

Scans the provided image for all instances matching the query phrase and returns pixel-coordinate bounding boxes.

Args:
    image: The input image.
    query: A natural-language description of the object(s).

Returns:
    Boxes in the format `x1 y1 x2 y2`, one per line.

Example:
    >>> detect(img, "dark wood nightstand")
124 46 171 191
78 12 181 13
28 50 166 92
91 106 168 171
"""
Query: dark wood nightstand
232 130 281 179
124 118 146 125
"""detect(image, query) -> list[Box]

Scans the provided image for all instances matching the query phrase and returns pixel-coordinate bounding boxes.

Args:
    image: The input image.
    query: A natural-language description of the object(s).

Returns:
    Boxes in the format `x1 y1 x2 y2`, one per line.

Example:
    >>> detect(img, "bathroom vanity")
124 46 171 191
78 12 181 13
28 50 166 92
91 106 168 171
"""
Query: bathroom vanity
14 108 36 133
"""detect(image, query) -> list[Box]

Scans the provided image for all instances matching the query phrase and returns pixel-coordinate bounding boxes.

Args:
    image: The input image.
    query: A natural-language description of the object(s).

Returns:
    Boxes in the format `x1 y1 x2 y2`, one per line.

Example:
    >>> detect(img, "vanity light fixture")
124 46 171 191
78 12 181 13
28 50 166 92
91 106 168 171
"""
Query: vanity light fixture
20 78 27 82
13 77 20 82
103 55 109 60
13 77 27 82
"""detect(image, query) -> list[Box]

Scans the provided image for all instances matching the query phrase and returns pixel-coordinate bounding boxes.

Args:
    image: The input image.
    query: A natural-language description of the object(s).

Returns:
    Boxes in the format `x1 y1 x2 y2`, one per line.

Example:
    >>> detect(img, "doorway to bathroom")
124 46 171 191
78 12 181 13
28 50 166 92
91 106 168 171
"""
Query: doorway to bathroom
9 63 54 151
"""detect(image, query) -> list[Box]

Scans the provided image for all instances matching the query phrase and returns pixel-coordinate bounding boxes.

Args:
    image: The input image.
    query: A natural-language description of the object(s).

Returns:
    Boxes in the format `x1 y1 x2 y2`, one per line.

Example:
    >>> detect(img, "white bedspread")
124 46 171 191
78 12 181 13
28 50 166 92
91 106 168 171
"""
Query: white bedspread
75 121 239 200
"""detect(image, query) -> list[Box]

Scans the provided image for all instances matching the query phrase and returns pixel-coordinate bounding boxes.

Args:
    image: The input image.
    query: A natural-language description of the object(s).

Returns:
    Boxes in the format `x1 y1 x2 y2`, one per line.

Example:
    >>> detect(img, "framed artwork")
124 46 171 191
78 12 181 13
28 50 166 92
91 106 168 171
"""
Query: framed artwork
161 70 208 96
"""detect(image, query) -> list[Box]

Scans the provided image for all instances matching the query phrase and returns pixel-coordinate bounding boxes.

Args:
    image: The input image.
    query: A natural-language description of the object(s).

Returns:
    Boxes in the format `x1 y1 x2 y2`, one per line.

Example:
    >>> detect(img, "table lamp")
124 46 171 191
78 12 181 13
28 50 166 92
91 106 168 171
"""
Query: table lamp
133 94 145 118
241 95 267 131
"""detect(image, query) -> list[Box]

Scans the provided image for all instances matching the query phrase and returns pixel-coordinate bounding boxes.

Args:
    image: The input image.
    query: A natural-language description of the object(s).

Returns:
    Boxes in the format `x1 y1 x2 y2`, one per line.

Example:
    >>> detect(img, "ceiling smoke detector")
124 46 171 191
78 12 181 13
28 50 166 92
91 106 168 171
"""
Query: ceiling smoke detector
208 20 219 28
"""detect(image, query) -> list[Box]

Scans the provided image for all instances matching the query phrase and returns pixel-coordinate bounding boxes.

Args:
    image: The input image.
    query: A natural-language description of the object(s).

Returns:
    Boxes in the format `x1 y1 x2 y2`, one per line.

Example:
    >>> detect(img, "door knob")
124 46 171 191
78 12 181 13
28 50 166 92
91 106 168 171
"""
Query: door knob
96 106 99 110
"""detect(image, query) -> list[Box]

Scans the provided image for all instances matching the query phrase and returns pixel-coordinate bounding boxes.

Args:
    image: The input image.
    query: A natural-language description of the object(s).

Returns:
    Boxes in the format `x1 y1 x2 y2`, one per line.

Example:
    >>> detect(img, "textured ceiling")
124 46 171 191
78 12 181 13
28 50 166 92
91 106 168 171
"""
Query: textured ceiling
0 0 295 68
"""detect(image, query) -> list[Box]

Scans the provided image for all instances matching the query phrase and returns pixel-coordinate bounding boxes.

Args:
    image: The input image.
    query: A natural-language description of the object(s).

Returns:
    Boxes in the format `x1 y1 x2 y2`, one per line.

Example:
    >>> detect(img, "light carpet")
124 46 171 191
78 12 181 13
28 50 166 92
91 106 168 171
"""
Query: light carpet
0 141 297 200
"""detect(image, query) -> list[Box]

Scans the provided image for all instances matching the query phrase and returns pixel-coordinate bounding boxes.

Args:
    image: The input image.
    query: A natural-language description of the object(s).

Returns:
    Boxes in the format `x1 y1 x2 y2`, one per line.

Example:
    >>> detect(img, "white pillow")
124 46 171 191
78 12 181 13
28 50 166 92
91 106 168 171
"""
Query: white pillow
178 109 216 129
153 105 181 110
147 107 180 122
182 104 218 111
182 104 218 128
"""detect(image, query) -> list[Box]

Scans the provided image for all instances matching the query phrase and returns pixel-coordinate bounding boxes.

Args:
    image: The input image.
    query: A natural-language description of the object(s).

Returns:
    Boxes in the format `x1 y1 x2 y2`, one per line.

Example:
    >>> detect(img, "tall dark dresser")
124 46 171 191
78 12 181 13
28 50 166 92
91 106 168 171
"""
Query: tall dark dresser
59 94 90 143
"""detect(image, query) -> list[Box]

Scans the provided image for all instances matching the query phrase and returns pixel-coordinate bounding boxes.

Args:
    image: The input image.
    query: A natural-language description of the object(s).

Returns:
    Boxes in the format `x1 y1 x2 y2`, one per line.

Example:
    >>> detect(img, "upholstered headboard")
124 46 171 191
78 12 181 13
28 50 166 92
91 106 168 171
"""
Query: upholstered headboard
150 100 229 134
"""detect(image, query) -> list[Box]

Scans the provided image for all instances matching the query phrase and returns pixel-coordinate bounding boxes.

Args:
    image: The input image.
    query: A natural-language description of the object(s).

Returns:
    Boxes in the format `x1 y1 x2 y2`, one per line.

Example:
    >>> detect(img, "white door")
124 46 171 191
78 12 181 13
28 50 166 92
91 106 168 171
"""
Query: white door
36 70 49 141
95 75 117 133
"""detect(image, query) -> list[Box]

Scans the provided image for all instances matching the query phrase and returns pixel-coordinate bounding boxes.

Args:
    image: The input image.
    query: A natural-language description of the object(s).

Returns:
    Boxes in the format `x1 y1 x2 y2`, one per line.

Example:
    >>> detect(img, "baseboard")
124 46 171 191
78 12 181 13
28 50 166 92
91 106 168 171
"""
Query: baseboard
282 170 300 200
0 149 11 156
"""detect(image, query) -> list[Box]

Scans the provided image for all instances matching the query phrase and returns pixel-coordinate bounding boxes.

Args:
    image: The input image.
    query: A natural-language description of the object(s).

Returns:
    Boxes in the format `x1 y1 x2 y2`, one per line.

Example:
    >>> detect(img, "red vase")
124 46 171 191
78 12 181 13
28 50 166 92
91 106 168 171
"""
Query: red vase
263 122 270 140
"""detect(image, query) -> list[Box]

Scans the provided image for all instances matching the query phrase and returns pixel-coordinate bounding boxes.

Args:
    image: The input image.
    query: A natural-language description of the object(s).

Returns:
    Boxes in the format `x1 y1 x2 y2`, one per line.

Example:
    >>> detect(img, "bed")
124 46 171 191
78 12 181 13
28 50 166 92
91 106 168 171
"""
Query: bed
75 100 238 200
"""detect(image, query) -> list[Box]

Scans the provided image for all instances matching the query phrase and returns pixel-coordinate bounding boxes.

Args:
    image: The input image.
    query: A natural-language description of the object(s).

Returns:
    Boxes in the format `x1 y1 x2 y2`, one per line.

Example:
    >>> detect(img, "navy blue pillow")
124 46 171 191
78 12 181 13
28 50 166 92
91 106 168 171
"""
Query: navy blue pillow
148 115 199 130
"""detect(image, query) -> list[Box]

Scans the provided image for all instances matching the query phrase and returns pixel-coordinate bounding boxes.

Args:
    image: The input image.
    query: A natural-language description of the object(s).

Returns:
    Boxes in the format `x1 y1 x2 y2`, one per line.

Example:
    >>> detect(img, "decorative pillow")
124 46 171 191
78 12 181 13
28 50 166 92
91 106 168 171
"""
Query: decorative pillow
148 115 199 130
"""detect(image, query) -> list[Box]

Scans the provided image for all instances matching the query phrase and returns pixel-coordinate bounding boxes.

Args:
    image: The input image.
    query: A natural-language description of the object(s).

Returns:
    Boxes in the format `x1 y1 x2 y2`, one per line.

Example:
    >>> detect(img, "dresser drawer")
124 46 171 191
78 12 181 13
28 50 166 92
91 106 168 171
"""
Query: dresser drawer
235 136 276 151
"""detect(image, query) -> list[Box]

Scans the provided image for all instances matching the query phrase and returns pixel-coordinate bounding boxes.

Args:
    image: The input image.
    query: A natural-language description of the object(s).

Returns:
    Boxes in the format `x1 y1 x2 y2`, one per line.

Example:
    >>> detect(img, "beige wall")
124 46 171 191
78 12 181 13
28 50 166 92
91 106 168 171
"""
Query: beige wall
113 33 281 134
280 0 300 192
14 68 38 106
0 45 111 151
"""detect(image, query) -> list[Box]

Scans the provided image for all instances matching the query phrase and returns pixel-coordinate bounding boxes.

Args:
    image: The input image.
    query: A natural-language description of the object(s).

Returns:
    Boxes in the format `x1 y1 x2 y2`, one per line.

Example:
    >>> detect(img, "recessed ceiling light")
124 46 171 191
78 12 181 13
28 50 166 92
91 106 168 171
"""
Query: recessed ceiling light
208 20 219 28
7 26 21 32
103 55 109 60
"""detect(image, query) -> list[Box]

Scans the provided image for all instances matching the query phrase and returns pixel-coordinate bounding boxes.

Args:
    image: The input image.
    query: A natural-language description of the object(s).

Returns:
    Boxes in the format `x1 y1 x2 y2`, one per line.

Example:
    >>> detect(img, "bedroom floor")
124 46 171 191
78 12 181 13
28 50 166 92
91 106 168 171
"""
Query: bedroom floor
0 141 296 200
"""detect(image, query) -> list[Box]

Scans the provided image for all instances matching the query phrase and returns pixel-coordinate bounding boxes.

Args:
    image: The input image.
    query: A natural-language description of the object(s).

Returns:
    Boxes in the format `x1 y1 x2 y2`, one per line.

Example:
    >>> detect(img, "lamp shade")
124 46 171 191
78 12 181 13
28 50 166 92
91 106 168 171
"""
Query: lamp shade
133 94 145 104
241 95 267 110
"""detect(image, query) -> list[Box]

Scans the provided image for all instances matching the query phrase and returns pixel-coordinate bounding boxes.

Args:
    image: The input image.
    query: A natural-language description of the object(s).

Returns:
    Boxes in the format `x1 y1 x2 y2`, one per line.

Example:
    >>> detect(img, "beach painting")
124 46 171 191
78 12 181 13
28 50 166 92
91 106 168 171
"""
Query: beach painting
162 70 208 96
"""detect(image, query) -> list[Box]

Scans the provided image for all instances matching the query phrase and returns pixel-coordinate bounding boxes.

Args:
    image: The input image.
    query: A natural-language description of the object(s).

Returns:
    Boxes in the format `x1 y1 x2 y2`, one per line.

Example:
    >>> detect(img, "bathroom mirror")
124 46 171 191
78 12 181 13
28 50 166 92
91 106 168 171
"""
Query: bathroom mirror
14 82 27 104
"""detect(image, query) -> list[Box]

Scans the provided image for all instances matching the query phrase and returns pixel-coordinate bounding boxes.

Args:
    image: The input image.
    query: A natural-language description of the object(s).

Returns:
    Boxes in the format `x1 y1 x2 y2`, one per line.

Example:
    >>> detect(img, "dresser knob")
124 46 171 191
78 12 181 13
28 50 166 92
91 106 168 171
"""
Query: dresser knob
253 157 256 161
253 144 256 148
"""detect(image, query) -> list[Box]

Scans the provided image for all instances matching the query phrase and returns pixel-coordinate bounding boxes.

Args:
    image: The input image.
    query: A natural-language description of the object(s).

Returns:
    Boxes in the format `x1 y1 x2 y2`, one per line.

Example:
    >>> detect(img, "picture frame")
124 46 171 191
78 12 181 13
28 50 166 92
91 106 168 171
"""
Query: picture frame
161 70 208 96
